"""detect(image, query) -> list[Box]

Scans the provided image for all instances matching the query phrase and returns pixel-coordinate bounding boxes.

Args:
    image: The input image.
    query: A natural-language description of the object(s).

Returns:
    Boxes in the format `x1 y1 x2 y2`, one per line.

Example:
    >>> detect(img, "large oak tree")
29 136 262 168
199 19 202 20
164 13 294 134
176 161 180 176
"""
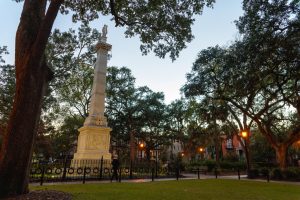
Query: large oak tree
183 0 300 170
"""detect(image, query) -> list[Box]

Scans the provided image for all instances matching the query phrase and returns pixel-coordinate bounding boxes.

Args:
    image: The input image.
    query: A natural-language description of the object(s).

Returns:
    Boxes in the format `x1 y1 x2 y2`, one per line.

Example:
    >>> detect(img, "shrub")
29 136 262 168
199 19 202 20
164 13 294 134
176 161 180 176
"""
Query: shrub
219 161 246 171
248 169 259 179
271 168 283 180
222 152 239 162
204 160 216 172
260 168 270 177
219 161 233 169
282 167 300 180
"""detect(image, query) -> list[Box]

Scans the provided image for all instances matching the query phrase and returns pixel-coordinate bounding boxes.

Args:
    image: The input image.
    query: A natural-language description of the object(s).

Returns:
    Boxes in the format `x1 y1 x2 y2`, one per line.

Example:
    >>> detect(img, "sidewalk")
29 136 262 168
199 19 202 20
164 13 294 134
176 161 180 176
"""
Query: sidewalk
30 172 300 186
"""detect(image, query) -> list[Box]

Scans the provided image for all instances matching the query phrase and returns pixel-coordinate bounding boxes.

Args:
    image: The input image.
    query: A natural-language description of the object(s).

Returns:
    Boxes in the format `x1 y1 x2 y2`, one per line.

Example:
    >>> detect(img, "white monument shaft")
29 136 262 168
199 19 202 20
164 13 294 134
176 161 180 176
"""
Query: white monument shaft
73 25 112 164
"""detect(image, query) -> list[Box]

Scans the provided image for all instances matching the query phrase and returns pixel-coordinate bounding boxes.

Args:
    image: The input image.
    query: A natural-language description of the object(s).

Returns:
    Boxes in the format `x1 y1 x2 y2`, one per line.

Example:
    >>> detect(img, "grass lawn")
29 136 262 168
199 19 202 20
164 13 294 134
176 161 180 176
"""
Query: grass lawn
32 179 300 200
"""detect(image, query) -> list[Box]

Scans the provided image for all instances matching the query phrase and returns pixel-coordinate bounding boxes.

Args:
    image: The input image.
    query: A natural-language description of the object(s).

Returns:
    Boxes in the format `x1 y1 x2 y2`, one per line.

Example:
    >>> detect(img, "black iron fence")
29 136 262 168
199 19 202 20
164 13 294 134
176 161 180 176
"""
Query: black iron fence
30 159 299 185
30 158 179 185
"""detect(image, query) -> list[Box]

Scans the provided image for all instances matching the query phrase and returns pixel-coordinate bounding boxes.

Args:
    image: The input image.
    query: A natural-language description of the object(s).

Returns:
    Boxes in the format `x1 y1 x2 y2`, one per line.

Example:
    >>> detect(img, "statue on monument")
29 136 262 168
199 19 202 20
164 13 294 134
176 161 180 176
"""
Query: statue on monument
102 25 108 37
100 24 108 42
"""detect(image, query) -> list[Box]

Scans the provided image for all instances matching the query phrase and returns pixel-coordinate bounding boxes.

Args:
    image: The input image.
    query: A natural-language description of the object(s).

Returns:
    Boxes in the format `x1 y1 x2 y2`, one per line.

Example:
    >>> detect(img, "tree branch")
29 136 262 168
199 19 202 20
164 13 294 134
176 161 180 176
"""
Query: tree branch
109 0 135 26
32 0 63 62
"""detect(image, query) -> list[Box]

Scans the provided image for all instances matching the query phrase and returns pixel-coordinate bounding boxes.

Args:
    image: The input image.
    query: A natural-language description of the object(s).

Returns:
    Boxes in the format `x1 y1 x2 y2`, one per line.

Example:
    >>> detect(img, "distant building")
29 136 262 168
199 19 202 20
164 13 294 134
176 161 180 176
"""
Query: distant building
166 140 184 159
221 134 244 159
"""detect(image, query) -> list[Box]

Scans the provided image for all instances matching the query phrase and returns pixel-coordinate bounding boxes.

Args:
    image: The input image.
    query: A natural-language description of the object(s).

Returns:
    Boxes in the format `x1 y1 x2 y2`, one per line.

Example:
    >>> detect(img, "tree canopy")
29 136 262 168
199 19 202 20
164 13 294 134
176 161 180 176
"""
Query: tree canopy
183 0 300 169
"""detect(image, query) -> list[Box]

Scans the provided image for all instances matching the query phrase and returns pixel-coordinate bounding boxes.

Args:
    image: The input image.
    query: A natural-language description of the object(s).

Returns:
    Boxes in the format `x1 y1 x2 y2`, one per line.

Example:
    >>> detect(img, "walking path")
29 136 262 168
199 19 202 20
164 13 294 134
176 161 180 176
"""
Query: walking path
30 172 300 186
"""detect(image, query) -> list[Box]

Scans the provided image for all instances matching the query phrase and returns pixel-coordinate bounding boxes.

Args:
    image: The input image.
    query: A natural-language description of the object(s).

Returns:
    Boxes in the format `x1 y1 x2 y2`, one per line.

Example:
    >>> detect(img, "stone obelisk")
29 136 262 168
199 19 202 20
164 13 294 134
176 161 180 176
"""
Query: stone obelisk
73 25 112 164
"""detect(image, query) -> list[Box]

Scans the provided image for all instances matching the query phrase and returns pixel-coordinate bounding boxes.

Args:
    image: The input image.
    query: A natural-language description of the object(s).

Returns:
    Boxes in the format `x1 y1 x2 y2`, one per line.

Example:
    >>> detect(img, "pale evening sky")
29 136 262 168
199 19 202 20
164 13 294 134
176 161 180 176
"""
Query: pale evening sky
0 1 244 103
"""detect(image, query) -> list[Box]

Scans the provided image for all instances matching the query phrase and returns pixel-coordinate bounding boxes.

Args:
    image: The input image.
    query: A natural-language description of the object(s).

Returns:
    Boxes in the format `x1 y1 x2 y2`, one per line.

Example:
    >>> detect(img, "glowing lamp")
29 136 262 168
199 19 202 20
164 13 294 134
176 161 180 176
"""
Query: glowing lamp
241 131 248 138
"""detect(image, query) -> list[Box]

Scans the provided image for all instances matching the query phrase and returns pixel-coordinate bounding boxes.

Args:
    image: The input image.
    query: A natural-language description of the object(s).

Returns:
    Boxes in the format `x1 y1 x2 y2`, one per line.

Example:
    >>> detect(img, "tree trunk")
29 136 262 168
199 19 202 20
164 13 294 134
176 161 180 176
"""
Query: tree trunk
215 139 220 168
0 1 62 197
275 144 288 170
253 119 289 170
130 130 135 163
0 56 49 197
243 138 252 177
145 148 151 161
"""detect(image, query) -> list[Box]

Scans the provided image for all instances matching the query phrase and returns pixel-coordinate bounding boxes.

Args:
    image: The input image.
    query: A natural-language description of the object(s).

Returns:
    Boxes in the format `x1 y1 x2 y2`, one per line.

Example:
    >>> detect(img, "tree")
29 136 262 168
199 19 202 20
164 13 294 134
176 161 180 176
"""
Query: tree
0 46 8 63
51 115 84 159
135 87 168 161
106 66 139 162
165 99 188 141
46 23 99 92
183 0 300 170
0 64 15 128
235 0 300 169
183 39 300 169
0 47 12 147
250 130 276 165
182 100 206 159
33 120 55 160
0 1 215 196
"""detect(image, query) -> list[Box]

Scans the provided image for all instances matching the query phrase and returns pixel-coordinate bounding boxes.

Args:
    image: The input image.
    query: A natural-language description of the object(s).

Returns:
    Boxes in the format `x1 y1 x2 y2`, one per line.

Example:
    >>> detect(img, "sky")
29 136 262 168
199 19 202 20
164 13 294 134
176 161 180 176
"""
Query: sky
0 1 244 104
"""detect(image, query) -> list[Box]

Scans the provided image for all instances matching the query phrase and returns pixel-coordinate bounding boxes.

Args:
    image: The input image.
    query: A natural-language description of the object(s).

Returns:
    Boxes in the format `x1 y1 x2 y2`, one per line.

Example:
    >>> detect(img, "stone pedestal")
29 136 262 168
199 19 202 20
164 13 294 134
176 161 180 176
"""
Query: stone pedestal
73 126 111 162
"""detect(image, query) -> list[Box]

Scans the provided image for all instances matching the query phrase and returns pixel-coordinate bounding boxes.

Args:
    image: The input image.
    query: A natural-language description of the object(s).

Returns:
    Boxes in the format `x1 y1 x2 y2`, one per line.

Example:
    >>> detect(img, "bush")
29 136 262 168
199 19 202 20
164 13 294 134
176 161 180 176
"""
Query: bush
252 162 277 168
204 160 216 172
185 160 203 172
271 168 283 180
219 161 233 169
248 169 259 179
260 168 270 177
222 152 239 162
219 161 246 171
187 160 246 172
282 167 300 180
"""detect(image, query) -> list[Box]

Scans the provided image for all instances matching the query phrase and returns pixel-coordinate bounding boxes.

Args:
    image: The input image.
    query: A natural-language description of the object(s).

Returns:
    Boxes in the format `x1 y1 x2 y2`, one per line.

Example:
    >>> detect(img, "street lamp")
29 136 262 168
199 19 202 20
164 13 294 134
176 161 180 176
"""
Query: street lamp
199 147 204 153
198 147 205 160
241 130 248 139
139 143 145 160
239 129 251 178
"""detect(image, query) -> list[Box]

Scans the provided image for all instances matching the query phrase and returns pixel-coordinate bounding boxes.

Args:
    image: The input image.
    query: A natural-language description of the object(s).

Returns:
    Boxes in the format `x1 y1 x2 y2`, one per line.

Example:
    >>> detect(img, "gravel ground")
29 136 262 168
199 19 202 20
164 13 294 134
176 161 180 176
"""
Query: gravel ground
2 190 72 200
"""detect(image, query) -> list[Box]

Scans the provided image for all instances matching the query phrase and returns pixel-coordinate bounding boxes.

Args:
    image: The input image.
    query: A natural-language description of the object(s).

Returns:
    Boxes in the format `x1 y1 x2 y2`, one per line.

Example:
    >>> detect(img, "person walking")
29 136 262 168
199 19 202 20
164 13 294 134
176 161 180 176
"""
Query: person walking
111 155 120 182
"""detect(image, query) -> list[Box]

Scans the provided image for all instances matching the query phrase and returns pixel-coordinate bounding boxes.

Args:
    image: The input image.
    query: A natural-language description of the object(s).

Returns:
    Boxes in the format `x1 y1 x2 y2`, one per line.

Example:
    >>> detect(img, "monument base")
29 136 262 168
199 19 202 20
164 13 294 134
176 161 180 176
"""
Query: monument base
72 126 112 167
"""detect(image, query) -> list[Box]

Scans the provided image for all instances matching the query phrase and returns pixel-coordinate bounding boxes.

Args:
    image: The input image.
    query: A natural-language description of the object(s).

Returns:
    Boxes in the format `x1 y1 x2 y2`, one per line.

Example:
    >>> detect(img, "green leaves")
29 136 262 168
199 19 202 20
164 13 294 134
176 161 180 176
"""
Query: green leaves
0 64 15 123
183 0 300 168
0 46 8 64
62 0 215 60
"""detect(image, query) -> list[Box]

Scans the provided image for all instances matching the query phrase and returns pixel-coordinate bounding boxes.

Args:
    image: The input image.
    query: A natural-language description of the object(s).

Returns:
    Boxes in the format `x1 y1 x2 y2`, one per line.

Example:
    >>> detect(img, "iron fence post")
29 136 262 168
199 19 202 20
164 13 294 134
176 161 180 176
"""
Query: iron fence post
267 169 270 182
155 160 158 178
99 156 103 180
176 164 179 181
40 166 45 186
130 160 133 179
197 168 200 179
62 158 68 181
238 168 240 180
118 168 121 182
83 166 86 184
152 167 154 181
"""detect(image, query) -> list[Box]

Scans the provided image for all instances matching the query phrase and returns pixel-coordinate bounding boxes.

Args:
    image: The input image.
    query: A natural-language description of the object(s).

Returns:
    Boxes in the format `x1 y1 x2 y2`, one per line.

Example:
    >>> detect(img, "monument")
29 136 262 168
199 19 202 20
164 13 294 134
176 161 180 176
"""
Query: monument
73 25 112 165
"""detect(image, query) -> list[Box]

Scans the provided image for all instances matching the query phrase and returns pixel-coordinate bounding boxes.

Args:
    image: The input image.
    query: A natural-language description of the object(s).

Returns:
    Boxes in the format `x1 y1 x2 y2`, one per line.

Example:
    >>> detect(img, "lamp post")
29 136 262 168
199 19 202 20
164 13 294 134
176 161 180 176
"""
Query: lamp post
240 130 251 177
198 147 205 160
139 143 144 161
